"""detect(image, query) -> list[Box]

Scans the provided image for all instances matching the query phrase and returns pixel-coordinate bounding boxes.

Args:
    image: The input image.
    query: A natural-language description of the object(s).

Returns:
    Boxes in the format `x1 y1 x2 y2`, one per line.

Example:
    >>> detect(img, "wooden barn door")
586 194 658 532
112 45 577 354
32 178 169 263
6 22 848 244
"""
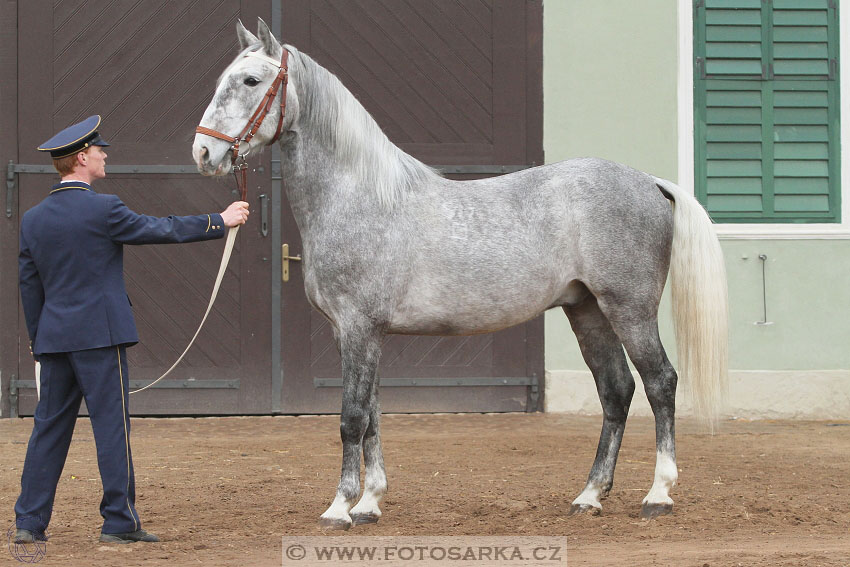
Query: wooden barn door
2 0 544 417
9 0 273 415
278 0 544 413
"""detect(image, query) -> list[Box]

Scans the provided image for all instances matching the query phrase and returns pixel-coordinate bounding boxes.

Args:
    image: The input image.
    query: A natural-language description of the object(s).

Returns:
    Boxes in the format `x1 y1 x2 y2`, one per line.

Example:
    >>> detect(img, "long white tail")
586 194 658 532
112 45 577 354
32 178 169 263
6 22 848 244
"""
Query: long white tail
654 177 729 429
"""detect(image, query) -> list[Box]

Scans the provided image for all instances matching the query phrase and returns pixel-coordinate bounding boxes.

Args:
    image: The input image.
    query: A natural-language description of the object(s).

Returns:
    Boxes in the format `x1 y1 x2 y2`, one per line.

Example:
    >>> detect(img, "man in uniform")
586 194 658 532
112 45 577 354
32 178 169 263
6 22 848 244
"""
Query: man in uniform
14 115 249 544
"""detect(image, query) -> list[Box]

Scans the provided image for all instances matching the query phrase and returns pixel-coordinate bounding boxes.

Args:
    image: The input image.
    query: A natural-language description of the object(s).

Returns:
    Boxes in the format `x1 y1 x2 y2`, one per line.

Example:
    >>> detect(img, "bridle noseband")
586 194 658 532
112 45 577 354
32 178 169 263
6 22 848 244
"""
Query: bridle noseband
196 48 290 200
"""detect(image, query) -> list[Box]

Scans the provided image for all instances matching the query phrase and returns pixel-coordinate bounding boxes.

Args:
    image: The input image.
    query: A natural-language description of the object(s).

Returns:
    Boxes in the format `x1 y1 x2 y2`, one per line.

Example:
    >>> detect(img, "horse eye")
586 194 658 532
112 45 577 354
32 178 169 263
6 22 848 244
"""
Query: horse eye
244 77 260 87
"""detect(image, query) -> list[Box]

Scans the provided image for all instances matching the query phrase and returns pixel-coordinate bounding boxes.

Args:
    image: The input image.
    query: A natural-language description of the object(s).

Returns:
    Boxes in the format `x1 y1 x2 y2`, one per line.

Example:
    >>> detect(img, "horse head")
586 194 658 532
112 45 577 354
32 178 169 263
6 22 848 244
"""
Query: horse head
192 18 298 177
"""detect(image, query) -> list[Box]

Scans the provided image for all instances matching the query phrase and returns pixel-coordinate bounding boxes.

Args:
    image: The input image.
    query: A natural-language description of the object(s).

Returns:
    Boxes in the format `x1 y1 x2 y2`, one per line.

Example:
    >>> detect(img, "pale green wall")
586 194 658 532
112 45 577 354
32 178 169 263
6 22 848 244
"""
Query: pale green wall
542 0 850 374
543 0 679 370
721 241 850 370
543 0 678 174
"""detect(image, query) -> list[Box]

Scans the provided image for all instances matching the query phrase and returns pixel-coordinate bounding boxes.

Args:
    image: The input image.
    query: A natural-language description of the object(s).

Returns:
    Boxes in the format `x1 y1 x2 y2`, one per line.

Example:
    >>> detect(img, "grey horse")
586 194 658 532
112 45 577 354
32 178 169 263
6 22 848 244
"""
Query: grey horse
192 20 728 528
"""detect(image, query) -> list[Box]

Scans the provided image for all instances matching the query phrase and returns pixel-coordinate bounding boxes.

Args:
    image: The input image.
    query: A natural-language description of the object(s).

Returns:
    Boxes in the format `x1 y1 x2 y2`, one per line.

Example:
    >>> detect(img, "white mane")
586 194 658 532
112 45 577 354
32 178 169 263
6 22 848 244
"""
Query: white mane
285 46 442 207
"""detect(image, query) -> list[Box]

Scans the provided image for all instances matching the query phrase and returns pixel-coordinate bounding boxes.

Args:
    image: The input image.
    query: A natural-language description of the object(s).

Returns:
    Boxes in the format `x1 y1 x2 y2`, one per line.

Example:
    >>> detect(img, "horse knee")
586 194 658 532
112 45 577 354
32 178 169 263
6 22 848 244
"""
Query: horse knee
340 410 369 444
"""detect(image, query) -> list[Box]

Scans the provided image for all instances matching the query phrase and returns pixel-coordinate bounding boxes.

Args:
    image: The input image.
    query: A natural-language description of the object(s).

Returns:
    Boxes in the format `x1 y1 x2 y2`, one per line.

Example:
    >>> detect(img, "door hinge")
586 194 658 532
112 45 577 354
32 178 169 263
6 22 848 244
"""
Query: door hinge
8 374 18 418
527 373 540 412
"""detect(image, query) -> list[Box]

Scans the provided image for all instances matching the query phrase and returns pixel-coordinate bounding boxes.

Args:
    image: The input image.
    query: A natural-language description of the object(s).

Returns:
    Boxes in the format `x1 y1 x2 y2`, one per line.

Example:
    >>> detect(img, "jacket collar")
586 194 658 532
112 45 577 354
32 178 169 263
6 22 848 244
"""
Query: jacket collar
49 180 94 194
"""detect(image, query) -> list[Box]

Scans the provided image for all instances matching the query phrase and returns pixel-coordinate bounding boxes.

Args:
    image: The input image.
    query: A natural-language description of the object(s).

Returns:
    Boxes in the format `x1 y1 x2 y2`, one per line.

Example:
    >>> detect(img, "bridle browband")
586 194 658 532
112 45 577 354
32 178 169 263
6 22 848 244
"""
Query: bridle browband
195 48 290 200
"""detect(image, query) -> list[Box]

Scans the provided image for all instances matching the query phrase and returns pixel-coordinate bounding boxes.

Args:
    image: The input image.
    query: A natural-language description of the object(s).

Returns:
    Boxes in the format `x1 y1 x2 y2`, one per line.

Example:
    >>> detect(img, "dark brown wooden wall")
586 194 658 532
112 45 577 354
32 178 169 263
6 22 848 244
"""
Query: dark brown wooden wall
1 0 543 417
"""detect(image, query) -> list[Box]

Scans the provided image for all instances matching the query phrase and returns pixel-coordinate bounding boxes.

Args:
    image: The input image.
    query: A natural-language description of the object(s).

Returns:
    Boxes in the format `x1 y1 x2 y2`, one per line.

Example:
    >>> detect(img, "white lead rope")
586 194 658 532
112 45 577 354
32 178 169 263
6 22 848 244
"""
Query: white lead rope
129 225 239 395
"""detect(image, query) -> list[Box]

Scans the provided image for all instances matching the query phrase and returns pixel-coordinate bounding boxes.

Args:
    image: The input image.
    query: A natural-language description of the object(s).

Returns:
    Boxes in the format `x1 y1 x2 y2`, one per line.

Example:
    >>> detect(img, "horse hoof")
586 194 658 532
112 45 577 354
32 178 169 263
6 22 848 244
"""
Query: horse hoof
640 502 673 519
569 504 601 516
351 512 380 525
318 516 352 530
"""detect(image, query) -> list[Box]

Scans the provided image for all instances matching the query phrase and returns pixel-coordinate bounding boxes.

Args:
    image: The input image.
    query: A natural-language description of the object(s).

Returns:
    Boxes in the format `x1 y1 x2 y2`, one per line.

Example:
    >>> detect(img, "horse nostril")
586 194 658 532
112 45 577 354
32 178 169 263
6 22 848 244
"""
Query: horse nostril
200 146 210 161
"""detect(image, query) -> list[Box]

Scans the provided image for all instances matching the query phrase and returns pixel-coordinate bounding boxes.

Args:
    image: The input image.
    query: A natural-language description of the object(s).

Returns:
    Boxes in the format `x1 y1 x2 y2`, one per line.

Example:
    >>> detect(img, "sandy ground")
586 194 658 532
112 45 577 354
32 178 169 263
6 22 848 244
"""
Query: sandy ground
1 413 849 566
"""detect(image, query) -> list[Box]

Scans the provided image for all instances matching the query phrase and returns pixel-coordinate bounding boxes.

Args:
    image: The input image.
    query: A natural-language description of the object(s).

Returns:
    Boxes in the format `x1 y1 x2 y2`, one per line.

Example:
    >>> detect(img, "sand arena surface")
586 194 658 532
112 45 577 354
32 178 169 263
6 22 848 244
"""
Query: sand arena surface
1 413 848 566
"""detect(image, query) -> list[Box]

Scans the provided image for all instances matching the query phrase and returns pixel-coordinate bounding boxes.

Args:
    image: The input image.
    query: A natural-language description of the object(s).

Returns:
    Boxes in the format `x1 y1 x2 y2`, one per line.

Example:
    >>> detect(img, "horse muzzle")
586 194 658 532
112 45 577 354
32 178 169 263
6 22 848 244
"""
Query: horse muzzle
192 135 234 177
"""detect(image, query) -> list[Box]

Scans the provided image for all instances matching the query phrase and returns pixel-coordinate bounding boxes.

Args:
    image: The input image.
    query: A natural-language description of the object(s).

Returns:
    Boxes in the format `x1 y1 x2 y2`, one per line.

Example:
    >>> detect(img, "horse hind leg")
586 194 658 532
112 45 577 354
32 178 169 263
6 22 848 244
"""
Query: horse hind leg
349 384 387 525
564 297 636 515
597 298 678 519
319 329 384 530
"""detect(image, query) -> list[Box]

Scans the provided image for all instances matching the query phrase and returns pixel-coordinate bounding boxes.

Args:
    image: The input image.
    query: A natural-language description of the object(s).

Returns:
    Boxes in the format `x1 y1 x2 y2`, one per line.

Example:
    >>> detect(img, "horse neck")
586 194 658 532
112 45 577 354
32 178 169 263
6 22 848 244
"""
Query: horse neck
280 52 439 216
278 131 349 225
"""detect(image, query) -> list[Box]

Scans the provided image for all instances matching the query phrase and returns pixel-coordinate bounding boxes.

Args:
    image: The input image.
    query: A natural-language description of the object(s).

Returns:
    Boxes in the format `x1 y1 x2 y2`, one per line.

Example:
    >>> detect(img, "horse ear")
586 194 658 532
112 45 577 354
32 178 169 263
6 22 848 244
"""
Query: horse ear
256 17 280 56
237 19 258 49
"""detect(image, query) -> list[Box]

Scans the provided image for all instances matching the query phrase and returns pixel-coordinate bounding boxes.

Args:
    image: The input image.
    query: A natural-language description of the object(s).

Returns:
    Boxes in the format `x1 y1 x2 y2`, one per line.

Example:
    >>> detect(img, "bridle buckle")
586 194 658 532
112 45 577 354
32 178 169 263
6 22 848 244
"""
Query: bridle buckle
233 152 249 171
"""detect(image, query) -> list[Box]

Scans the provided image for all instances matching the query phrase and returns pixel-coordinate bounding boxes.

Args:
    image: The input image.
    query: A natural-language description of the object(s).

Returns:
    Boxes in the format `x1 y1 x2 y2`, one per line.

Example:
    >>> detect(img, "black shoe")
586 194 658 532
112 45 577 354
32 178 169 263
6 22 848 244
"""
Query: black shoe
14 529 47 543
99 529 160 544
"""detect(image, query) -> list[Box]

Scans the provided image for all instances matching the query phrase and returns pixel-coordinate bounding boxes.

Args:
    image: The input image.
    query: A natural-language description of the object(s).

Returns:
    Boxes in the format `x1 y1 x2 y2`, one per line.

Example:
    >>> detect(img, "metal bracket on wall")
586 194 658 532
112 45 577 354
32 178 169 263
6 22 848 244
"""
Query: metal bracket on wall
5 163 530 219
314 375 541 411
9 379 239 417
11 379 239 390
9 163 205 175
314 376 536 388
755 254 773 326
259 194 269 236
6 161 16 217
5 162 218 218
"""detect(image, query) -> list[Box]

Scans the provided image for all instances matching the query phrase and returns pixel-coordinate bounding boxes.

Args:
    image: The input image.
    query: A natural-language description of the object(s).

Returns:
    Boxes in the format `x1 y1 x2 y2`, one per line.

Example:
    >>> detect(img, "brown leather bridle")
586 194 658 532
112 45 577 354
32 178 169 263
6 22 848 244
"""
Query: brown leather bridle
196 49 290 200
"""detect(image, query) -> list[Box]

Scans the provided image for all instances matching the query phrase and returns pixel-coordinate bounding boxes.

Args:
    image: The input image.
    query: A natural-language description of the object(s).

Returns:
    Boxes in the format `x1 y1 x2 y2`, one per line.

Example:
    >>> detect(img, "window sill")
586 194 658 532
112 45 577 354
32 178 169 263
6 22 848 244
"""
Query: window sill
714 224 850 240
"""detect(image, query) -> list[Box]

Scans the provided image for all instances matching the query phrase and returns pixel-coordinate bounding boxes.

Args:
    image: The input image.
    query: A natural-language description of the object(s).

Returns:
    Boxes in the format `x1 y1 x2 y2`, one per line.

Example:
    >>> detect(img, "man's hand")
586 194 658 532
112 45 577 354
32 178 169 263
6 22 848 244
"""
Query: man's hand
221 201 250 227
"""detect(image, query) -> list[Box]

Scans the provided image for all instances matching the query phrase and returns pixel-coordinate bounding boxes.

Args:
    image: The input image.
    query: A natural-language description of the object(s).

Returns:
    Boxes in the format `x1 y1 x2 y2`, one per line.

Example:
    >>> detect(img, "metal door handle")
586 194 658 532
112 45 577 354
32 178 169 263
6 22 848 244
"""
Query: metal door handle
259 194 268 236
282 243 301 282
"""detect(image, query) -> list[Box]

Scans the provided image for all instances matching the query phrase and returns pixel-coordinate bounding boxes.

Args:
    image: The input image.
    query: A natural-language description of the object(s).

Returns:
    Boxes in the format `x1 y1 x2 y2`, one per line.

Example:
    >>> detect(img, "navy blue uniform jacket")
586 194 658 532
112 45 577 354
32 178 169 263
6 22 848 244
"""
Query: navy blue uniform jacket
19 182 226 355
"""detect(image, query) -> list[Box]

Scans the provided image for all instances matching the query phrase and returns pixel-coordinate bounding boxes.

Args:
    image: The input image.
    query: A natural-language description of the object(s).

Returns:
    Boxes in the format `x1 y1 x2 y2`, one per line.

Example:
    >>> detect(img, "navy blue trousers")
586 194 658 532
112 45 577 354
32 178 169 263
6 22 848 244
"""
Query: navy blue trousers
15 345 141 535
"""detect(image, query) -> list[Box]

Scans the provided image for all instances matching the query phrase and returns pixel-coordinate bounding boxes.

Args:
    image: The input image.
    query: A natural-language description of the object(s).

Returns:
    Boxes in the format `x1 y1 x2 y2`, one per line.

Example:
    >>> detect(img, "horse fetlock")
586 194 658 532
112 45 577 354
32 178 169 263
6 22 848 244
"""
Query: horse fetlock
646 452 678 502
637 451 676 519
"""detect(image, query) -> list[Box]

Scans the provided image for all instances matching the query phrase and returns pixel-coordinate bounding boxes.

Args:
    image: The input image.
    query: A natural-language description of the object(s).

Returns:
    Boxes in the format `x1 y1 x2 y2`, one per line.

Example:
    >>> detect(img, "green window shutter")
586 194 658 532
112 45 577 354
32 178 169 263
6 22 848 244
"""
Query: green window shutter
772 0 836 79
694 0 840 223
772 80 838 217
696 80 767 216
698 0 767 79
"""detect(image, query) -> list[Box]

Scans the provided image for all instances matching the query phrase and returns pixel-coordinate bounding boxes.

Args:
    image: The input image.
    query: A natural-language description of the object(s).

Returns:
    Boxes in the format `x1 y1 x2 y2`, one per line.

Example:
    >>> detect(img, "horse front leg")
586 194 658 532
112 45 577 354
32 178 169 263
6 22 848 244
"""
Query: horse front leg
349 384 387 525
319 329 383 530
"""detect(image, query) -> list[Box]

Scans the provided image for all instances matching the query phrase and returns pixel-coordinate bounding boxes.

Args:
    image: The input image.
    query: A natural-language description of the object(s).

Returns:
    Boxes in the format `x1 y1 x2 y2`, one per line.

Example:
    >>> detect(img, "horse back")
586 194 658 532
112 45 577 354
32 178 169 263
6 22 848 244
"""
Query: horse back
388 158 673 335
